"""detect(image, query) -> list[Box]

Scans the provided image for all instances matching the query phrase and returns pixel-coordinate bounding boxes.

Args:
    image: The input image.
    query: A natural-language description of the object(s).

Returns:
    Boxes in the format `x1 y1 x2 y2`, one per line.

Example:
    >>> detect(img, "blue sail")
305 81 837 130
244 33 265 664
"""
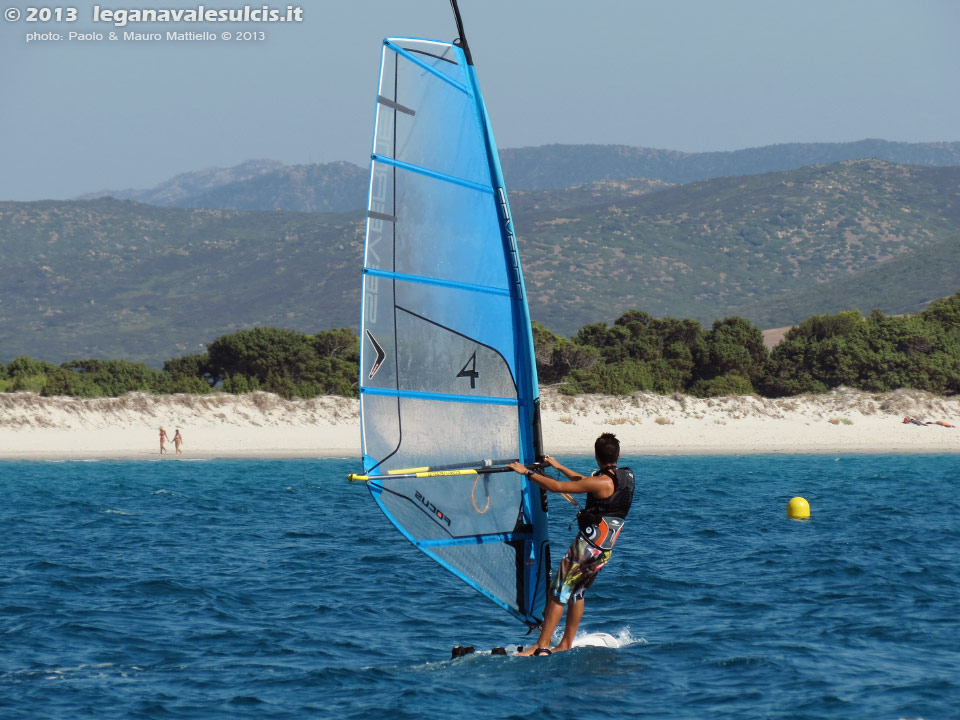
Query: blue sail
357 37 548 626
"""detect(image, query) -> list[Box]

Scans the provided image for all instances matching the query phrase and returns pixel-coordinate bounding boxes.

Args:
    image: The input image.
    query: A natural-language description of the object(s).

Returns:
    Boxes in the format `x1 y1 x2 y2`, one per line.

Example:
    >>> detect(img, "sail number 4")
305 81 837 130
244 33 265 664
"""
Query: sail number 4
457 351 479 389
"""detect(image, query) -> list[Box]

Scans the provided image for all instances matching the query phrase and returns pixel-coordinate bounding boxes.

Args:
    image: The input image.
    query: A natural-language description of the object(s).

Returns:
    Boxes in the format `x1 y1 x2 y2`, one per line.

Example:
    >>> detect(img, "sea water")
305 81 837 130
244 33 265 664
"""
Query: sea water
1 455 957 719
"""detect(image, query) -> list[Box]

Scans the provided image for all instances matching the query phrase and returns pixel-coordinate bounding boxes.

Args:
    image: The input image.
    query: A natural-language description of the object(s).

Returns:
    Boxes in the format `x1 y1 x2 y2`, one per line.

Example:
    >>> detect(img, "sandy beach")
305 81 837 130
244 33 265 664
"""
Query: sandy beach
1 387 958 460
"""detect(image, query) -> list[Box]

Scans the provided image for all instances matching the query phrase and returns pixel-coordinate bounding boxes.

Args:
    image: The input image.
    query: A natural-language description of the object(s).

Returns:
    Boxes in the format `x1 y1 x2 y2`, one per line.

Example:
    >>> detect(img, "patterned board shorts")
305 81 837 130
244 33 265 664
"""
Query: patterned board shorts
551 533 613 604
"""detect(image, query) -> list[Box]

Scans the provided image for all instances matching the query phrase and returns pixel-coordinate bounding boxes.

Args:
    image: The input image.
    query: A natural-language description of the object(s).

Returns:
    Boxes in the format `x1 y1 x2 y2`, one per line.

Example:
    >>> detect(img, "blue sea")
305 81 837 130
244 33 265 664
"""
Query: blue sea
1 455 958 719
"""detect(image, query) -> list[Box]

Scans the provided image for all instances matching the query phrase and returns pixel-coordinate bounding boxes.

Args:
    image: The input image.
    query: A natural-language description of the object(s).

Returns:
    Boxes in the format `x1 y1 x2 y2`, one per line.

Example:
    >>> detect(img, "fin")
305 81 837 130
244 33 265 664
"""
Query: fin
533 647 552 656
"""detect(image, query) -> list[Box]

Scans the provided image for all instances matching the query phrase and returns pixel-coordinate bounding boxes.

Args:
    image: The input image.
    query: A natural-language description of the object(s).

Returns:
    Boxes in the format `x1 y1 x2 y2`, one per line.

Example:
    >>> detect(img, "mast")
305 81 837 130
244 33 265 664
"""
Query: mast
449 0 474 65
448 0 541 466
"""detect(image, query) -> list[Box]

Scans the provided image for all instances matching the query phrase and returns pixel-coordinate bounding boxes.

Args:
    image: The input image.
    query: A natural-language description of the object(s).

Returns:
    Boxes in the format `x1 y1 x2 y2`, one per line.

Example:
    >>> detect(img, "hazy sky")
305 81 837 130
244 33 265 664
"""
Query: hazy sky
2 0 958 200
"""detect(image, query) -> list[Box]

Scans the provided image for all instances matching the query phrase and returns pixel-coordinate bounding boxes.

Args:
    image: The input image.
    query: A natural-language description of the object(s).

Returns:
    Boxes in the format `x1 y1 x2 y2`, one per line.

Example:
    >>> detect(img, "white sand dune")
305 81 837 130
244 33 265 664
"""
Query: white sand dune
0 387 957 460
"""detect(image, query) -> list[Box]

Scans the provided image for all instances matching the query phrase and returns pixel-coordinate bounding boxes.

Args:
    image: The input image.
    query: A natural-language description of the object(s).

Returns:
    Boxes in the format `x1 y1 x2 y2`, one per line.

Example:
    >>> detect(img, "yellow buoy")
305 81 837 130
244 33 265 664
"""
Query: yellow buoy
787 496 810 520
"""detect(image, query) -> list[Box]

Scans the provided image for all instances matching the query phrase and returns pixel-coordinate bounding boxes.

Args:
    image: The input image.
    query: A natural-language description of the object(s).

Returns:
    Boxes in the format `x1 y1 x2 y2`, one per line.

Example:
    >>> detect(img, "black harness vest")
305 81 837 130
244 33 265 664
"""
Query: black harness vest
577 465 635 533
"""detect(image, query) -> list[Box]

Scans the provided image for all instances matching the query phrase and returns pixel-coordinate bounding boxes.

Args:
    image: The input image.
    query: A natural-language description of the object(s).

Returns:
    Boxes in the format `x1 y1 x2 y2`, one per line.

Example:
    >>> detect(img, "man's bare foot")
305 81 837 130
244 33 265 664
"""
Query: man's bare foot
514 645 548 657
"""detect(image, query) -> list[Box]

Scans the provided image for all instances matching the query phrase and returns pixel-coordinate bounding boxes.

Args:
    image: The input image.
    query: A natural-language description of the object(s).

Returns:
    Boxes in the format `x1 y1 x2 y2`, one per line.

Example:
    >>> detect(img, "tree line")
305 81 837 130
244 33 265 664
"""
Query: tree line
536 289 960 397
0 327 359 400
2 292 958 399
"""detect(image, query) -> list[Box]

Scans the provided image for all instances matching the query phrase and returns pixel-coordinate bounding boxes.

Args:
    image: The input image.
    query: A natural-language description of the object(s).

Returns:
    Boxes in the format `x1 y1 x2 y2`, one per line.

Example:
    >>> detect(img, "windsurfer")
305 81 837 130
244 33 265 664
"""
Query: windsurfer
508 432 634 656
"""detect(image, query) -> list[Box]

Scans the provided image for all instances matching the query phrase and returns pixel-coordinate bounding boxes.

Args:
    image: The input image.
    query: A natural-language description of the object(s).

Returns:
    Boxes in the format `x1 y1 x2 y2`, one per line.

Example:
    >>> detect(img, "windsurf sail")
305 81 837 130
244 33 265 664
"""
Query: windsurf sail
351 20 548 627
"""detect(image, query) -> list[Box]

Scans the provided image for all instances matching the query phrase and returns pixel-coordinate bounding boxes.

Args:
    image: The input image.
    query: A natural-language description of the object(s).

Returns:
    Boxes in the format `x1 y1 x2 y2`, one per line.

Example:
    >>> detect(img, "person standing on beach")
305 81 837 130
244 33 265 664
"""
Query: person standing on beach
159 427 169 454
507 432 634 656
173 429 183 456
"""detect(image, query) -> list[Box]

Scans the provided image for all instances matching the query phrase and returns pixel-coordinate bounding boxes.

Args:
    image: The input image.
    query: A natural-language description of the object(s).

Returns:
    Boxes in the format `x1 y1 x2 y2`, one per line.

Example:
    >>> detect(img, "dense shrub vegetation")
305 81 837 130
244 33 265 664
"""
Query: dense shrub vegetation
0 328 359 400
536 291 960 397
2 291 958 399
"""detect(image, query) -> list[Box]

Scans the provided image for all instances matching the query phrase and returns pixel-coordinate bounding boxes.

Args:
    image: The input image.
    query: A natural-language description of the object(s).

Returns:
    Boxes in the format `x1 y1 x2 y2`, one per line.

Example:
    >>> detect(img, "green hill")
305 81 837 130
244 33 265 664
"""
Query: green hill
731 234 960 327
74 139 960 213
517 160 960 334
3 160 959 365
177 162 368 213
77 159 287 205
0 198 363 364
499 139 960 189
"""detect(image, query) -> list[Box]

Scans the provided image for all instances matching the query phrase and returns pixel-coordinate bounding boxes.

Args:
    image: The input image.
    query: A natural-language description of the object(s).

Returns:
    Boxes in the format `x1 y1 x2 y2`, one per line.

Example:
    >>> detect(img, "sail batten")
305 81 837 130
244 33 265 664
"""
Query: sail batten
362 267 512 297
384 39 471 93
417 533 534 548
360 386 519 406
357 34 548 627
376 95 416 116
371 153 495 194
